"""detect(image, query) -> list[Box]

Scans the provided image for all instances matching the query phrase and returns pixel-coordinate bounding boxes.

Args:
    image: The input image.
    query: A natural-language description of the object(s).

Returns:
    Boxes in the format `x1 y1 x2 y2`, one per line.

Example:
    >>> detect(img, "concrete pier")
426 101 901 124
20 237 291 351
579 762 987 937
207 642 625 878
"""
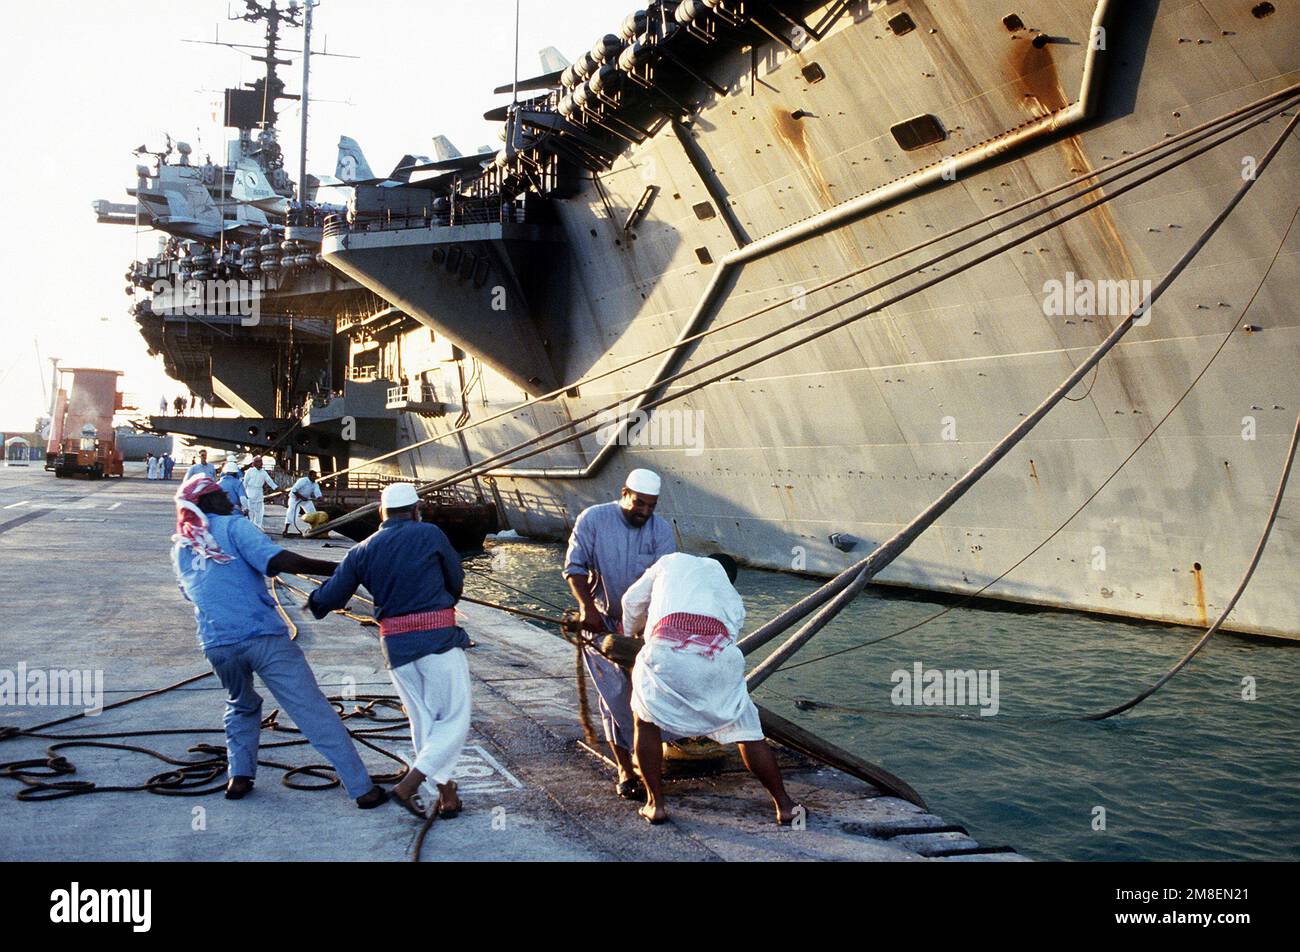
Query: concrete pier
0 465 1023 861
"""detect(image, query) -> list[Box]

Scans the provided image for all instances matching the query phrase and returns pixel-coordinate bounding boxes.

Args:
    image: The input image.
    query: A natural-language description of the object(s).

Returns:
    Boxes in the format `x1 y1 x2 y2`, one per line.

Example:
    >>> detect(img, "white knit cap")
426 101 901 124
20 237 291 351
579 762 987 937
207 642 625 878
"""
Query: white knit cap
381 482 421 509
624 468 661 496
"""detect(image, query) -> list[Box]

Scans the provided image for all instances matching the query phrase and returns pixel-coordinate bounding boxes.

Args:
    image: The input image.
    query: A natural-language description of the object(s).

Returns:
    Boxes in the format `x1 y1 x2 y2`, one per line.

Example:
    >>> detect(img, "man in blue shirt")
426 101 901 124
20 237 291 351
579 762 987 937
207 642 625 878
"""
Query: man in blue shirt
563 468 675 800
218 460 248 515
184 450 217 482
172 474 387 808
308 483 471 820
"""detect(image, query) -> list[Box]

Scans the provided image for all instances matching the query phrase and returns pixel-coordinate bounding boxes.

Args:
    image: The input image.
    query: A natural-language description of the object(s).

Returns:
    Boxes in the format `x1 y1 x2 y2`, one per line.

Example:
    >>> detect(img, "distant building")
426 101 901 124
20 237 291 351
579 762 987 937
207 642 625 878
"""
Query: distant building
2 432 42 464
117 428 173 461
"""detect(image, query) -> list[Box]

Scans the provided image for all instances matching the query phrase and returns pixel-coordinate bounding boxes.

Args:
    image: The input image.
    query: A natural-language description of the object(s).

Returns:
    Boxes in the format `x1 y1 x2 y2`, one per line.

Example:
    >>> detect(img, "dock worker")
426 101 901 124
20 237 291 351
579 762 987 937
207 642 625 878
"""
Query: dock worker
307 482 472 820
162 452 175 480
219 460 249 515
146 453 159 480
284 470 326 537
622 552 801 826
563 468 675 801
184 450 216 482
171 474 388 809
243 456 277 530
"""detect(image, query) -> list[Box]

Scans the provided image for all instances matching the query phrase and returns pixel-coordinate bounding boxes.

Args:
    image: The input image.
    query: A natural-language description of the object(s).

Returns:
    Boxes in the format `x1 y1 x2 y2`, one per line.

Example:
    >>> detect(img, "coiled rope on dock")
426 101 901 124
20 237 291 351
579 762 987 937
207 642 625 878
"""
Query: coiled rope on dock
0 574 587 861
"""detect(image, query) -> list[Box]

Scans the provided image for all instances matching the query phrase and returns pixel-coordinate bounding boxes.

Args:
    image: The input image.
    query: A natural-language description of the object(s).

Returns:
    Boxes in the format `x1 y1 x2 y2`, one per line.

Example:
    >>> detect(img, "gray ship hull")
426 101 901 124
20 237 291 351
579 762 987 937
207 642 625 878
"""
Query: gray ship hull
325 0 1300 639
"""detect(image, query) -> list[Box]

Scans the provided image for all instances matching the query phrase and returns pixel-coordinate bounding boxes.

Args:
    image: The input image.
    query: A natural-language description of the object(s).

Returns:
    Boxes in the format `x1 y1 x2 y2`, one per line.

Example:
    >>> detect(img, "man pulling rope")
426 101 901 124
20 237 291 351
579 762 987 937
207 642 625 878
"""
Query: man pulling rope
172 474 389 809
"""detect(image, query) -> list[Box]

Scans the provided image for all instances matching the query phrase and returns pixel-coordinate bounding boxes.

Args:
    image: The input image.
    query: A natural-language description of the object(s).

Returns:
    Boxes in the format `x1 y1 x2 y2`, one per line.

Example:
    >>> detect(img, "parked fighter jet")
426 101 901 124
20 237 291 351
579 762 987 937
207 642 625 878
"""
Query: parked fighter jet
229 160 290 216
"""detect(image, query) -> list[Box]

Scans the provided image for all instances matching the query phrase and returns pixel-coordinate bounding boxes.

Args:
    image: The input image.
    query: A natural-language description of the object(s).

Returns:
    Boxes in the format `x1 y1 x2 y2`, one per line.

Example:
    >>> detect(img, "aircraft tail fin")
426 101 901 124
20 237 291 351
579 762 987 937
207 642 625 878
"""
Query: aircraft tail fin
431 135 462 161
539 46 570 72
336 136 375 183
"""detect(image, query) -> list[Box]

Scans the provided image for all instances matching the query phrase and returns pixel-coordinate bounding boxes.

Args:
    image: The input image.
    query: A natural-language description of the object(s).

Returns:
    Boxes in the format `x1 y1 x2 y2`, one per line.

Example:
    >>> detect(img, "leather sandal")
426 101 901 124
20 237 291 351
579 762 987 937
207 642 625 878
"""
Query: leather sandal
615 777 645 801
435 781 462 819
391 788 429 819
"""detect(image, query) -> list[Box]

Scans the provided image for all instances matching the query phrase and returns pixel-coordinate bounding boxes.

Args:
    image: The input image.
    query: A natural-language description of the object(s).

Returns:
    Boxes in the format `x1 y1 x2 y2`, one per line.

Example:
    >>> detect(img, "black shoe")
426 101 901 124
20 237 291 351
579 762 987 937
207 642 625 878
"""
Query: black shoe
225 776 255 800
356 785 389 810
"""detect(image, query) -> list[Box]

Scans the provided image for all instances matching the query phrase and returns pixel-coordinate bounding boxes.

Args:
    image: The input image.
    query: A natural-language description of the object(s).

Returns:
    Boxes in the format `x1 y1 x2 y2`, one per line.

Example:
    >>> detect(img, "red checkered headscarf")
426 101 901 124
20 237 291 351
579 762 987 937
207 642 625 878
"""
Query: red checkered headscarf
174 475 233 565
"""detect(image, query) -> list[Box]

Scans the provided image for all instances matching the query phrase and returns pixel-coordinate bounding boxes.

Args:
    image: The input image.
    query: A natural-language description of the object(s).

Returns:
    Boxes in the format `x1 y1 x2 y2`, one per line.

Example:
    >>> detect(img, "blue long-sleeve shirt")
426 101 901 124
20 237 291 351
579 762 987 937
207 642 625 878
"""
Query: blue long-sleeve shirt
219 473 248 510
173 515 288 650
307 517 469 669
563 501 676 628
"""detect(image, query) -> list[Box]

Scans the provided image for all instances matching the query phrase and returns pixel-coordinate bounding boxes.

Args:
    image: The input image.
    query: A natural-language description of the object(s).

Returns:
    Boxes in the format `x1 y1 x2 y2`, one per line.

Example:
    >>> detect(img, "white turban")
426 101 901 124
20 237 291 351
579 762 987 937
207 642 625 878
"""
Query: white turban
624 468 661 496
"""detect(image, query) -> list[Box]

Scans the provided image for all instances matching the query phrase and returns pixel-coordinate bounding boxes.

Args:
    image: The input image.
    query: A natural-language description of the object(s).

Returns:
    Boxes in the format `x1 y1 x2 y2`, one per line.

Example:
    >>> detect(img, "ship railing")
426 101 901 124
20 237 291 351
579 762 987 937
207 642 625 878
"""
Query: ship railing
386 382 439 405
321 472 485 507
322 214 349 240
349 197 527 235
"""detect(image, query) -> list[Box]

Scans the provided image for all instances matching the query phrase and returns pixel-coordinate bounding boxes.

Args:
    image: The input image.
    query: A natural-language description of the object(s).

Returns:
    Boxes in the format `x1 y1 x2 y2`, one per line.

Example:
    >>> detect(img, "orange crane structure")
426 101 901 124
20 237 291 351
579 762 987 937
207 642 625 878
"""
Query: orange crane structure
46 368 128 479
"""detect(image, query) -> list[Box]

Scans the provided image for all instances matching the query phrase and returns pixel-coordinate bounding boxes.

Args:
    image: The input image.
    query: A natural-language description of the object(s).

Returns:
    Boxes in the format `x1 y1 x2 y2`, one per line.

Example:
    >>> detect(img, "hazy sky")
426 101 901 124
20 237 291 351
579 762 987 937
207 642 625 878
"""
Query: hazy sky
0 0 633 432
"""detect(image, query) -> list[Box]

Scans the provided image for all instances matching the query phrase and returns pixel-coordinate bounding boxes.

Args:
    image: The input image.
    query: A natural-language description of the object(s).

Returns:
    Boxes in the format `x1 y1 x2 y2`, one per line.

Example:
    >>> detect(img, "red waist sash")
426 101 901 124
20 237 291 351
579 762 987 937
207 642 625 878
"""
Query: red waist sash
650 612 731 659
378 608 457 638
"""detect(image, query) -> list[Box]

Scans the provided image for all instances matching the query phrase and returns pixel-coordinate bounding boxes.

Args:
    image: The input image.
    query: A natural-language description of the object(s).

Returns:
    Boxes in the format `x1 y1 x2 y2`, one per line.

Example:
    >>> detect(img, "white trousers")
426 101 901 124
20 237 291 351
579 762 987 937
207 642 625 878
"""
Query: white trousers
388 648 472 787
285 499 317 530
247 496 265 529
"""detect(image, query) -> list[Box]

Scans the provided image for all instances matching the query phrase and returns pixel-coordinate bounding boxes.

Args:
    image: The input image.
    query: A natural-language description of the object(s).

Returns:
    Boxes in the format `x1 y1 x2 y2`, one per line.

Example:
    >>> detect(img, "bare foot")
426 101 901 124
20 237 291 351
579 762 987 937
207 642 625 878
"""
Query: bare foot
639 803 668 825
777 802 806 827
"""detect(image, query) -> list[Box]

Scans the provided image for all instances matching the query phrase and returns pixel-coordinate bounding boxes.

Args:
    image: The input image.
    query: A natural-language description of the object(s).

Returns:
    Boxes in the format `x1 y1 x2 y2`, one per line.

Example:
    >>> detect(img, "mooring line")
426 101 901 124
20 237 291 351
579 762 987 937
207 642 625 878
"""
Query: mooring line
1083 415 1299 720
775 205 1300 676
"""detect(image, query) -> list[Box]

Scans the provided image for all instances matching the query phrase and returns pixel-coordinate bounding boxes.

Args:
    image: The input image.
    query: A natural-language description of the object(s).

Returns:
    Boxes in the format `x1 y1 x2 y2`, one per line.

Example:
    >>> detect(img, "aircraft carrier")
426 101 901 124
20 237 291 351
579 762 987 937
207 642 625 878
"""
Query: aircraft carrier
101 0 1300 639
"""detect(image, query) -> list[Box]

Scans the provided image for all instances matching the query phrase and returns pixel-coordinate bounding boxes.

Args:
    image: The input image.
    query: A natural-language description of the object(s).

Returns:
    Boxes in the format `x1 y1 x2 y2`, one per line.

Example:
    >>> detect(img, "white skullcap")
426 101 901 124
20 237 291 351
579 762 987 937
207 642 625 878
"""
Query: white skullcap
381 482 421 509
624 468 661 496
222 460 240 474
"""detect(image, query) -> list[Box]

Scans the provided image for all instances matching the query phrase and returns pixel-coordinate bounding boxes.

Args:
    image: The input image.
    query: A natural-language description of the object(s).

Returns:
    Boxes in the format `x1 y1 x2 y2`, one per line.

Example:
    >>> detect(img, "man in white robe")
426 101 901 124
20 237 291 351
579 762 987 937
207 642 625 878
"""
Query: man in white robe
622 552 800 826
243 457 277 530
283 470 324 536
563 468 675 801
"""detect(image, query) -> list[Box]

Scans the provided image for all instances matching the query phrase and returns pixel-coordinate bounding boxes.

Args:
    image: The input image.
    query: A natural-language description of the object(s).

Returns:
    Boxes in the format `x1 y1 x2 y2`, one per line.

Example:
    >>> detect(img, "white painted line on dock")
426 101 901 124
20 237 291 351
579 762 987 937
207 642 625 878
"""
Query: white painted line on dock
107 502 122 510
454 743 525 794
3 500 29 509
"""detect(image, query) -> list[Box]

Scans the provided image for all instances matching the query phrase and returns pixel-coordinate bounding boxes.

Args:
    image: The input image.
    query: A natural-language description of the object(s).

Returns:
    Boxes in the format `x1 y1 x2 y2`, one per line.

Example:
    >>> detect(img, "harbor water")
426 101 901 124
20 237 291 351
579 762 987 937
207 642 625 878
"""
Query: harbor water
465 536 1300 862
